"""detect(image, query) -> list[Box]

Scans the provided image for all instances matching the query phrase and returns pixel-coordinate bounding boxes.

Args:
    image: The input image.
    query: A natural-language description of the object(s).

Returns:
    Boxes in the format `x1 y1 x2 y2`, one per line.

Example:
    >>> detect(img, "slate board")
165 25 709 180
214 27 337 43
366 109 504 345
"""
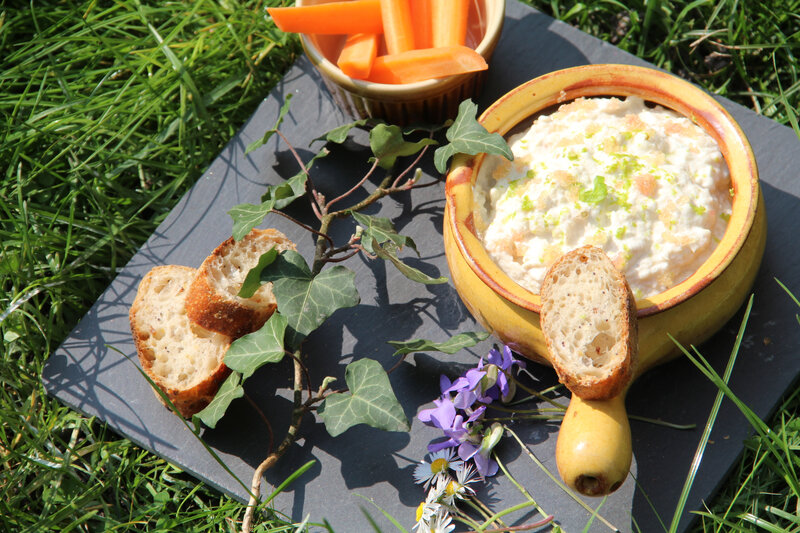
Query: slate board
42 2 800 532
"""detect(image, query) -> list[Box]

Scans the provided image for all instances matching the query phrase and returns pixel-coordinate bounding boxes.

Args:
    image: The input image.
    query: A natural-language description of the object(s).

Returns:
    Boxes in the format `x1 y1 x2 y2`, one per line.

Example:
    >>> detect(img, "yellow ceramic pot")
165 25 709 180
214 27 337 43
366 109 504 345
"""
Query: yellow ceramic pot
443 64 767 496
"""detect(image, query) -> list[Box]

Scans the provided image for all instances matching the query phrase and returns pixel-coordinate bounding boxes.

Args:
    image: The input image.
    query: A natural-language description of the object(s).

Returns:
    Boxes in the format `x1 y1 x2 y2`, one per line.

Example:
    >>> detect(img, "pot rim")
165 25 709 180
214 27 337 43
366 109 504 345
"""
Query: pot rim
445 63 759 317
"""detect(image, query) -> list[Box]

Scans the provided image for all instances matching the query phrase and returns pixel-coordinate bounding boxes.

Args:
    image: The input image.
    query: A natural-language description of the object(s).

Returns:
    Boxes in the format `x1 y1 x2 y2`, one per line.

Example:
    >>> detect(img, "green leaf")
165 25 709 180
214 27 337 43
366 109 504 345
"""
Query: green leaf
246 93 293 154
224 313 288 379
352 212 418 255
228 198 276 241
262 171 309 210
369 123 437 170
260 250 360 348
238 247 280 298
315 118 373 144
371 240 448 285
433 99 513 174
227 159 316 241
318 358 409 436
388 331 491 356
579 176 608 204
193 372 244 429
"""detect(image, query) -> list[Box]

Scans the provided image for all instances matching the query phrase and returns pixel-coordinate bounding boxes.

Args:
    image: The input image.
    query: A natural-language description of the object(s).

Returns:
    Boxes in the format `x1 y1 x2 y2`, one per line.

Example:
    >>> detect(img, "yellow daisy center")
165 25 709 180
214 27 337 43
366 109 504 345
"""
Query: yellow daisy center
430 458 449 474
416 502 425 522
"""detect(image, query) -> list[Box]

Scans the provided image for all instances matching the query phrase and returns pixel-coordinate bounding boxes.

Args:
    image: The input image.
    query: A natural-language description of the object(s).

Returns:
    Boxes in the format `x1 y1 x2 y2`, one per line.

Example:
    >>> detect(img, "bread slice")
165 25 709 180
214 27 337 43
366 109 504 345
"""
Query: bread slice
539 246 638 400
130 265 232 418
185 228 296 338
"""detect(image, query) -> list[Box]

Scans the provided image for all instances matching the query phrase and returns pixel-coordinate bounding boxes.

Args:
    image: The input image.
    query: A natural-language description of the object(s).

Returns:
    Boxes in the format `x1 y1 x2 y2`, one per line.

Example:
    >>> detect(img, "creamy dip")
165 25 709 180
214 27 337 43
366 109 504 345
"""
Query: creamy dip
472 96 732 299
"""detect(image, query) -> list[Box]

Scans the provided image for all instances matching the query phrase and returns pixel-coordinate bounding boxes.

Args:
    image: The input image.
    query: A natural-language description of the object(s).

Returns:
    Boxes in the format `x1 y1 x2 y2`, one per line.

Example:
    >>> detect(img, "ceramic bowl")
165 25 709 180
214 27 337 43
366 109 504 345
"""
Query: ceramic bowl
444 63 766 376
298 0 505 125
443 63 767 496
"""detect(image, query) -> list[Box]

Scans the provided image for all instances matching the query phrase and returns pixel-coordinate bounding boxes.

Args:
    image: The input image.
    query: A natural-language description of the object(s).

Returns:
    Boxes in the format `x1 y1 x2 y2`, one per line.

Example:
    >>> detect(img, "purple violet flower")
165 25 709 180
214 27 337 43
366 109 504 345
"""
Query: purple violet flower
418 396 456 430
418 344 522 476
482 345 525 403
458 423 503 477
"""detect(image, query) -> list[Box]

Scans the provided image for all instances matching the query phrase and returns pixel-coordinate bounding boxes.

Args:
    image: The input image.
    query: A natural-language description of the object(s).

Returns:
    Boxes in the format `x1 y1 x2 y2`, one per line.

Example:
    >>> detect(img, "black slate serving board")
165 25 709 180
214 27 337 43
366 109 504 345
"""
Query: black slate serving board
43 2 800 531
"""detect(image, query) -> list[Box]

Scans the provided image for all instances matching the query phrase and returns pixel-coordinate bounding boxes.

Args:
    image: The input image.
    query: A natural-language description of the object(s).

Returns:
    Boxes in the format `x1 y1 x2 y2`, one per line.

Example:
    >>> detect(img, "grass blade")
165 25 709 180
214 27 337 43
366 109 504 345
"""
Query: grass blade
667 295 753 532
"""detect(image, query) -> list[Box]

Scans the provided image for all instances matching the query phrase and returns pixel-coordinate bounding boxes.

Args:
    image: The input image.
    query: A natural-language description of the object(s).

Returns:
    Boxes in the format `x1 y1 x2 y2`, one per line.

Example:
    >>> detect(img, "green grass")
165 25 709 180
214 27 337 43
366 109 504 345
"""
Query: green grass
1 0 798 531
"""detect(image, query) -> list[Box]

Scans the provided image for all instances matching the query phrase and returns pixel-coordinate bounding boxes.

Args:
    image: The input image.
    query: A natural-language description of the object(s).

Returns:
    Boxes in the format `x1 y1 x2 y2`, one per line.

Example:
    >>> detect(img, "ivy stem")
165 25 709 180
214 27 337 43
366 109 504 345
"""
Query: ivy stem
270 208 333 249
325 158 381 213
390 138 432 189
242 354 307 533
312 214 333 275
276 129 325 220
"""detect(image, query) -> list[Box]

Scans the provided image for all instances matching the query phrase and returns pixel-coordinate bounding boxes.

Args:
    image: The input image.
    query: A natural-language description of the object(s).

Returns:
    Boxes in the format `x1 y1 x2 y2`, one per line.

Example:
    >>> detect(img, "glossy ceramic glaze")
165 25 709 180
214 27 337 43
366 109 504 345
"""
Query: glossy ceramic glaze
443 64 767 495
298 0 505 125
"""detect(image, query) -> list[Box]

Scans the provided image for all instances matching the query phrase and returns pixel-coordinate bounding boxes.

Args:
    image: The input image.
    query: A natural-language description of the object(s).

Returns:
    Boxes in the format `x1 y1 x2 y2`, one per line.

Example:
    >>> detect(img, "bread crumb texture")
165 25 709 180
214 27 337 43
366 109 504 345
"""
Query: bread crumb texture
206 228 295 309
540 246 637 399
131 266 230 390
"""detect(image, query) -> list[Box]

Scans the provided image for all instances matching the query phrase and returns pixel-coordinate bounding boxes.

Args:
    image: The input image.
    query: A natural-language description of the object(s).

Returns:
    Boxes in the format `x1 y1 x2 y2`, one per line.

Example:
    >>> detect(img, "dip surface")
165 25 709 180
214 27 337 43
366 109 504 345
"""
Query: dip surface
473 96 732 299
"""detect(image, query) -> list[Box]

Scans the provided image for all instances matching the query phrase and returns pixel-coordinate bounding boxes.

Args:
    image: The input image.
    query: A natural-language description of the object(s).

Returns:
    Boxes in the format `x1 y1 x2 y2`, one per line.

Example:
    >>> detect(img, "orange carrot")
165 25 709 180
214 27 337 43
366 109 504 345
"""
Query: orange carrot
410 0 434 49
267 0 383 35
432 0 469 47
337 33 379 79
366 45 487 84
379 0 415 54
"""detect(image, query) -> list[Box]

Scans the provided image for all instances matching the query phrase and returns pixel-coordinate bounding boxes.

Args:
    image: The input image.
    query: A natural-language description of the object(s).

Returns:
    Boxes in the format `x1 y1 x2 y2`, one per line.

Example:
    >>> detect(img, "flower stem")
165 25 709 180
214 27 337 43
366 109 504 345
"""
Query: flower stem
504 425 620 532
494 453 549 517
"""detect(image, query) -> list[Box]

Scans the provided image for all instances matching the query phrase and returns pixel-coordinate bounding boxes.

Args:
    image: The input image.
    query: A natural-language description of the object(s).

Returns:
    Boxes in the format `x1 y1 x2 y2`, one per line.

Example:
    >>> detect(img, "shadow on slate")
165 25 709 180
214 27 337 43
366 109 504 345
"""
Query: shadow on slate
42 1 800 532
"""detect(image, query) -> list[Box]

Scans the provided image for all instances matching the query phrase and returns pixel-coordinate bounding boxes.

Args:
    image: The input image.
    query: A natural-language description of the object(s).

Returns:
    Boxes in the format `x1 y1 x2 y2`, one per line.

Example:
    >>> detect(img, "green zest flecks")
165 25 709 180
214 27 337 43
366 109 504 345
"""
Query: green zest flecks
521 196 535 211
579 176 608 204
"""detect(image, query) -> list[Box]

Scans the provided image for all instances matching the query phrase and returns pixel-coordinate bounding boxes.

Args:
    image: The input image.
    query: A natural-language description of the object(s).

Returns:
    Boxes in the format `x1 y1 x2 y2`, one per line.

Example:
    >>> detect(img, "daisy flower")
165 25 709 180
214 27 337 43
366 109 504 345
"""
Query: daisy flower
438 462 479 506
413 480 446 532
413 448 463 489
416 506 455 533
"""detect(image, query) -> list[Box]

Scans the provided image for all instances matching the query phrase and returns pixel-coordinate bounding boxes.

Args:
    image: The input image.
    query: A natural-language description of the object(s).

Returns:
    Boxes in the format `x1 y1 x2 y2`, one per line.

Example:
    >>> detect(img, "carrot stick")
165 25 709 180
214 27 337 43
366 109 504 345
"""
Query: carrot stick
432 0 469 47
410 0 433 49
366 45 487 84
337 33 379 79
379 0 415 54
267 0 383 35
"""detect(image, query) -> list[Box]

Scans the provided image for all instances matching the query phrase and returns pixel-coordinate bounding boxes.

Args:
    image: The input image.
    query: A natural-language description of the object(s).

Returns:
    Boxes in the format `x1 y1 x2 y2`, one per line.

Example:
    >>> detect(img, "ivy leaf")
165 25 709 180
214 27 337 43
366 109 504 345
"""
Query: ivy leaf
433 99 513 174
263 171 309 210
318 358 410 437
388 331 491 356
315 118 373 144
579 176 608 204
370 123 438 170
228 198 276 241
238 247 280 298
371 240 448 285
352 212 418 256
193 372 244 429
260 250 360 348
228 151 324 240
224 313 288 379
246 93 293 154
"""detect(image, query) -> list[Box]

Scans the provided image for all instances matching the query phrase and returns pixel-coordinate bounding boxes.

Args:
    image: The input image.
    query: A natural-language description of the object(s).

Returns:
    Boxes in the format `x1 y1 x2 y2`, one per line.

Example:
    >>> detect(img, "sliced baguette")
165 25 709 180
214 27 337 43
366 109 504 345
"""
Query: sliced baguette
130 265 232 418
185 228 296 338
539 246 638 400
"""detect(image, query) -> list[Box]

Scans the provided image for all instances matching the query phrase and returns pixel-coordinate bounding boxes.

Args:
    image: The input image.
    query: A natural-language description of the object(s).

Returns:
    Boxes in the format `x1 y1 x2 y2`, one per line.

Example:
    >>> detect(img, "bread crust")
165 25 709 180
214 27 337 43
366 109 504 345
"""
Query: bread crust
185 228 296 338
130 265 232 418
540 246 638 400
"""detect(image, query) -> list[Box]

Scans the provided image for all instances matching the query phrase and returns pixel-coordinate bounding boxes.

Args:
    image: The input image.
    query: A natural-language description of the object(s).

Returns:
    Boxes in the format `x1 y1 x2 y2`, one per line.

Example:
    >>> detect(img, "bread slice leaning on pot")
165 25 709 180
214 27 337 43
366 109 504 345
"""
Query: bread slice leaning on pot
539 245 638 400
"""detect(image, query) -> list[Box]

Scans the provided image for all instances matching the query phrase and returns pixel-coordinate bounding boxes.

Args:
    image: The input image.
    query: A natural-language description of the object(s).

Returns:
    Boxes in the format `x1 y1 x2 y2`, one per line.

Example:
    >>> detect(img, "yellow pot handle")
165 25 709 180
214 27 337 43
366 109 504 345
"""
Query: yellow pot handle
555 393 631 496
